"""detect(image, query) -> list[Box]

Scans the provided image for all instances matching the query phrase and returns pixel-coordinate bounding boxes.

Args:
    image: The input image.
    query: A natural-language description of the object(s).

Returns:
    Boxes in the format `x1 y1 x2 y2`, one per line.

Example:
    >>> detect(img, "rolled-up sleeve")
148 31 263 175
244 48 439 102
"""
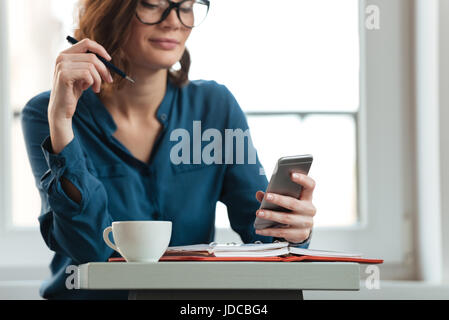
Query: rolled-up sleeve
40 136 88 215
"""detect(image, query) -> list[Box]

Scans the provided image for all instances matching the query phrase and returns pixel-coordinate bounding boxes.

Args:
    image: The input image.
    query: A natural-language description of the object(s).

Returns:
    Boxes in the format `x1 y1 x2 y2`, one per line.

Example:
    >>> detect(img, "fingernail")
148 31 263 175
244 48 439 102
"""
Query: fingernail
258 211 265 217
292 173 300 179
266 194 274 200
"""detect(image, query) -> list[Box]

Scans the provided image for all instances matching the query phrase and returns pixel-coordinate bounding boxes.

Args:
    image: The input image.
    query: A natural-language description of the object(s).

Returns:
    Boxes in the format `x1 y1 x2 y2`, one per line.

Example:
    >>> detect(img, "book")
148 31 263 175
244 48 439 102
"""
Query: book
167 242 363 258
108 242 383 264
168 241 290 255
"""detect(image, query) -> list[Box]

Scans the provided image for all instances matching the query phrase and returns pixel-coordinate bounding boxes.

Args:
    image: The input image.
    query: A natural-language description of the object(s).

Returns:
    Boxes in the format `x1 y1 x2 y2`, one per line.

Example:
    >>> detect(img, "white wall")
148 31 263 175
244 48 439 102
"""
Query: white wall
437 0 449 284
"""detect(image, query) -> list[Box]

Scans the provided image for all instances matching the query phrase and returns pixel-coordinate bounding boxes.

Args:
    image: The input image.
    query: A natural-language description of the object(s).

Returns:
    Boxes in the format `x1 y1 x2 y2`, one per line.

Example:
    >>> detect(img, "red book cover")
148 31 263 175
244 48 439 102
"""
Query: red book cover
108 254 383 264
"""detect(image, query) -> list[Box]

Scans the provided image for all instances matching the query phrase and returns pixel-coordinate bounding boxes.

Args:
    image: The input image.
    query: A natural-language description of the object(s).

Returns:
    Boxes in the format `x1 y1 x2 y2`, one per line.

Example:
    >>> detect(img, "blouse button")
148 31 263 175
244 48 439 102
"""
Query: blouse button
55 158 65 168
160 114 167 121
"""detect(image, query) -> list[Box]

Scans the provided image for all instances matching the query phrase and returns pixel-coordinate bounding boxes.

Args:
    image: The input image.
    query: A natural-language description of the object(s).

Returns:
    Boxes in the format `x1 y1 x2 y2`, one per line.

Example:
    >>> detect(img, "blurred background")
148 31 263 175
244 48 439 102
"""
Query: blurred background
1 0 449 299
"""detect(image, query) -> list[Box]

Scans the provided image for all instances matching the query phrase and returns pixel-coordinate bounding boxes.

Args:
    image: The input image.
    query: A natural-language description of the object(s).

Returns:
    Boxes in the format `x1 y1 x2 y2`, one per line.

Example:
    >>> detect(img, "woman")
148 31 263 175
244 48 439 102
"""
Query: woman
22 0 316 300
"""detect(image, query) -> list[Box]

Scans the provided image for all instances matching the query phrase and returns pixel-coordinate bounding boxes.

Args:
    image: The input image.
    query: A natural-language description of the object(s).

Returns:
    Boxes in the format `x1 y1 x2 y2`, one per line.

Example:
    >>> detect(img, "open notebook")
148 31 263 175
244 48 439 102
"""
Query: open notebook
167 241 363 257
108 242 384 264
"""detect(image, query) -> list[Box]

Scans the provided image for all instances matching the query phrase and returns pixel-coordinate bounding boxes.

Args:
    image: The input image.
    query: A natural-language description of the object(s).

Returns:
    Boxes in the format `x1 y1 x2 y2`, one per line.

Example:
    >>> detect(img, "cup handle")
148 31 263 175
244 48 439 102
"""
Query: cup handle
103 226 119 253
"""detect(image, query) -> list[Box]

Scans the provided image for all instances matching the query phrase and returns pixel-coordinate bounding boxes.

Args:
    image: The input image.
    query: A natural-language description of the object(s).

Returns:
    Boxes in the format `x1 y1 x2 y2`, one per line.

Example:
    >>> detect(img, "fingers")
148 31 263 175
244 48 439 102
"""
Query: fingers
56 53 113 85
66 54 113 84
290 172 316 201
55 59 111 93
62 38 112 62
263 193 316 216
57 68 94 93
255 191 265 203
255 174 316 243
56 61 102 93
256 209 314 228
73 62 103 93
55 38 114 93
256 227 311 243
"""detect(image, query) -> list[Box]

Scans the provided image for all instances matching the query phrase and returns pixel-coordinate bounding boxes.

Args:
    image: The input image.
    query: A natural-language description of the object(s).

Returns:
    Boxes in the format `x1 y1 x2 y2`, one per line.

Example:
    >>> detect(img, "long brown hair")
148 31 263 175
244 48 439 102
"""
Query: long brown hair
74 0 191 94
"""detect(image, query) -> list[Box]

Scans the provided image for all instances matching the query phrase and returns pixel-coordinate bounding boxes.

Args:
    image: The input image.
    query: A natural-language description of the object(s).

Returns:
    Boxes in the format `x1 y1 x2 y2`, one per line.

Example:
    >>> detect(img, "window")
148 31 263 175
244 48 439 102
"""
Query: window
7 0 359 231
195 0 414 271
7 0 79 227
189 0 360 232
2 0 412 269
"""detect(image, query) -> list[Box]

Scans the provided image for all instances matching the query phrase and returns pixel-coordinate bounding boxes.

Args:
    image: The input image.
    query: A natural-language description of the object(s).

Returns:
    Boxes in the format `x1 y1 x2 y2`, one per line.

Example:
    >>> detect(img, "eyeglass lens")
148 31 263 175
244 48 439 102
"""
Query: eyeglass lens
137 0 209 28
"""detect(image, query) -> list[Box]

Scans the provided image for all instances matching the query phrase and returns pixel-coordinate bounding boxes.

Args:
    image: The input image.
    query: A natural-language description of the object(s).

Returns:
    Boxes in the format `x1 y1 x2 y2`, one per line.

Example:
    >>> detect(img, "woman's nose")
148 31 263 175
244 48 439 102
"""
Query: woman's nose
161 7 182 28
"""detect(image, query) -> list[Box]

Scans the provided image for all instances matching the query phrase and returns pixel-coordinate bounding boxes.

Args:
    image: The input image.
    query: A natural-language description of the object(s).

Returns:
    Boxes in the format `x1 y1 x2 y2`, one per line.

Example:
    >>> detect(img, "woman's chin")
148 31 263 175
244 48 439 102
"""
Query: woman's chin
133 60 179 73
143 52 182 66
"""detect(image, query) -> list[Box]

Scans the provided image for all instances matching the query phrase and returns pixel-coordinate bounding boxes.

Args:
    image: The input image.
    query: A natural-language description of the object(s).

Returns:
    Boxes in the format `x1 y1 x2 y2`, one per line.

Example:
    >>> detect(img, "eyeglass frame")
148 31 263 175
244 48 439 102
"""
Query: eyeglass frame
135 0 210 29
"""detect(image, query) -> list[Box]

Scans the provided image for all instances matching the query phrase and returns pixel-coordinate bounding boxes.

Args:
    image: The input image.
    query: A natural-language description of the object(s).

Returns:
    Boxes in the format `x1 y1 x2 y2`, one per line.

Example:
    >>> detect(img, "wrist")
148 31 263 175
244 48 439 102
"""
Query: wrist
48 118 74 154
48 106 72 125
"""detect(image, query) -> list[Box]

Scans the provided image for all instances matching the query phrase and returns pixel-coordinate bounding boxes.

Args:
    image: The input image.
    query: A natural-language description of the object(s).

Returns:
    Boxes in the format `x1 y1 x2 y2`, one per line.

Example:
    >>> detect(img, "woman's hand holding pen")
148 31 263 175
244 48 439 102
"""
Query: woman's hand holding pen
48 38 113 154
254 173 317 244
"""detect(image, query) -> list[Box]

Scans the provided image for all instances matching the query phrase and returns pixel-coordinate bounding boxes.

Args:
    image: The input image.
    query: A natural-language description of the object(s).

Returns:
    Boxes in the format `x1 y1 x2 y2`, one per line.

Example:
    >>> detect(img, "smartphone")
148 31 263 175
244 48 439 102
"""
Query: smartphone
254 154 313 230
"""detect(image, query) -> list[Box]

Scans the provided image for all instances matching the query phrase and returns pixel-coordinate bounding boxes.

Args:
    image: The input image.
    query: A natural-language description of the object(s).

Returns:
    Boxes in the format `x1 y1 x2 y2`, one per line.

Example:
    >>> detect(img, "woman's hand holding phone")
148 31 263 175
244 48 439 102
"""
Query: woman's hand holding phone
255 172 317 244
48 38 114 154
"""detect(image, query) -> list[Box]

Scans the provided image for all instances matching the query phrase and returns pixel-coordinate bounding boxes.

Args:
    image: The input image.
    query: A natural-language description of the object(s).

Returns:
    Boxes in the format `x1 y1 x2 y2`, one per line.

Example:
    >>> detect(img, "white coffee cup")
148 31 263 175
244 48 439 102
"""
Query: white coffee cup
103 221 172 263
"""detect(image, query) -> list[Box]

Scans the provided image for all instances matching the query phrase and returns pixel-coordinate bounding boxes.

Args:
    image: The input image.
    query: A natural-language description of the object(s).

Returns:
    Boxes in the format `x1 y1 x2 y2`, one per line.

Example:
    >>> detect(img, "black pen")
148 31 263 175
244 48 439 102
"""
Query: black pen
66 36 135 84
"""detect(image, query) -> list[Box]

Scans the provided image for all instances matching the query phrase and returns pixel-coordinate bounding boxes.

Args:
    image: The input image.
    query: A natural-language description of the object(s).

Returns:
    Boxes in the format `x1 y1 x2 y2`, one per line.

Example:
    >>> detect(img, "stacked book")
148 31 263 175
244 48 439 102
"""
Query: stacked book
109 242 383 264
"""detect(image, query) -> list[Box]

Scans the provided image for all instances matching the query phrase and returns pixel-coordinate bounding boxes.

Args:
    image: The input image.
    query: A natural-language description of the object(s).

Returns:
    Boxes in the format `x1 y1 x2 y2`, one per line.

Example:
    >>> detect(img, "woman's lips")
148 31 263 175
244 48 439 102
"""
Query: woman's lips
149 39 180 50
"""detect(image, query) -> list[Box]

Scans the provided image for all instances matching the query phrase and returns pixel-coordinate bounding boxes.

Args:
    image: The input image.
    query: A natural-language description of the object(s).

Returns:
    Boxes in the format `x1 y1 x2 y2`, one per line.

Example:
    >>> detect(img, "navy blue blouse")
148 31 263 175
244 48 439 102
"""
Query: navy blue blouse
22 78 311 300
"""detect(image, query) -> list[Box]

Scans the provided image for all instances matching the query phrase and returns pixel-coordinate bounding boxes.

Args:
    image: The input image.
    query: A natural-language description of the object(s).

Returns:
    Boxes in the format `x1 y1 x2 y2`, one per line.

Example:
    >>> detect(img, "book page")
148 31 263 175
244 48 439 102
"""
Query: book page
214 247 290 257
167 242 290 255
167 244 212 252
212 242 289 252
289 247 362 257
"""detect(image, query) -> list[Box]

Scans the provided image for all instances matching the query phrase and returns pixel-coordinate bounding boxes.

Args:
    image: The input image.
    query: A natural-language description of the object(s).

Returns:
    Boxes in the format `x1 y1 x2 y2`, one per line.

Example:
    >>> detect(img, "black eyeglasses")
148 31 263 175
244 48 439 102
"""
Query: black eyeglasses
136 0 210 29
